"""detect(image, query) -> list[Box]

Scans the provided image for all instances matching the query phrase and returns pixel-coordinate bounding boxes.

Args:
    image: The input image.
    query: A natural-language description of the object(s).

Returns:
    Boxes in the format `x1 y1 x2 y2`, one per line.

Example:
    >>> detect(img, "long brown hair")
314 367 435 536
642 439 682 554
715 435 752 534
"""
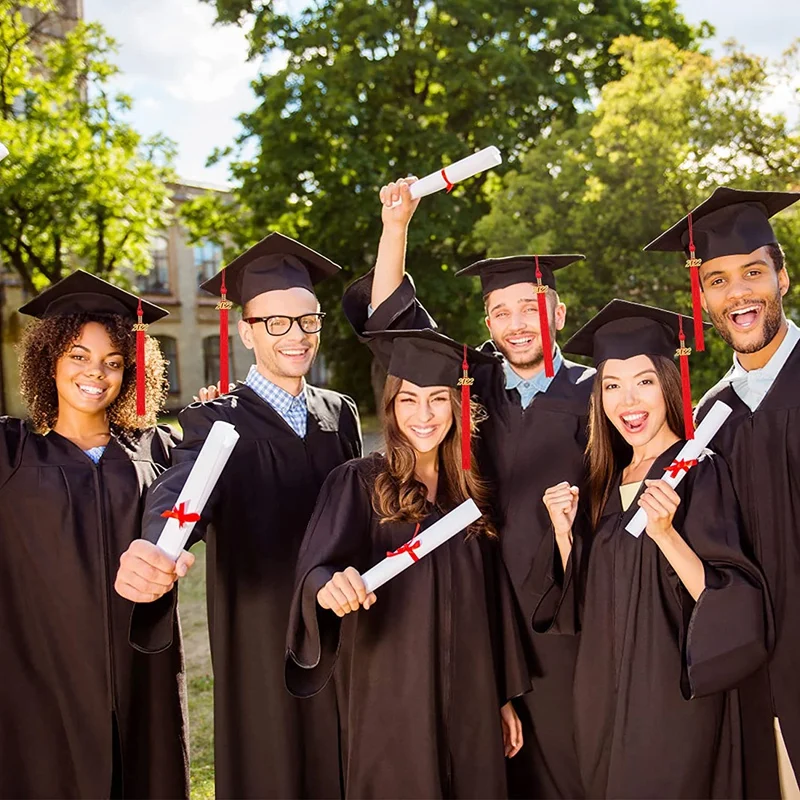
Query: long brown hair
372 375 496 537
586 355 685 529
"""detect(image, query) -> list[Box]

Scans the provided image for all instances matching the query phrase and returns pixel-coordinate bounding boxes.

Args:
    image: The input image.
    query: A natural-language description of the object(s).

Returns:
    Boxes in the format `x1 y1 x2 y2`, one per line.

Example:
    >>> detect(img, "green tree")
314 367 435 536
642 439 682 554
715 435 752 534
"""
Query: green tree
475 35 800 396
185 0 702 410
0 0 176 295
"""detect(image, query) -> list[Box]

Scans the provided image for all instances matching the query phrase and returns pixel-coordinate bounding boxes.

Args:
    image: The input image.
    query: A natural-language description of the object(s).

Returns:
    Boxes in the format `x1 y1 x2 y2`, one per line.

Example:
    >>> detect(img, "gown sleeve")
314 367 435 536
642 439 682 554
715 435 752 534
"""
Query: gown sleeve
0 417 26 493
342 268 437 337
285 461 374 698
129 401 222 654
482 537 533 704
675 453 773 699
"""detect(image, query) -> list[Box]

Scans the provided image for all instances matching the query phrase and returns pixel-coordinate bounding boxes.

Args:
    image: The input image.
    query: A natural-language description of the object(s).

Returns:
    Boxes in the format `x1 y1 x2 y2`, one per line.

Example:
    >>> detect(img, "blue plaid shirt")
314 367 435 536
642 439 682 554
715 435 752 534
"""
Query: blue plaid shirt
245 365 308 437
503 347 564 409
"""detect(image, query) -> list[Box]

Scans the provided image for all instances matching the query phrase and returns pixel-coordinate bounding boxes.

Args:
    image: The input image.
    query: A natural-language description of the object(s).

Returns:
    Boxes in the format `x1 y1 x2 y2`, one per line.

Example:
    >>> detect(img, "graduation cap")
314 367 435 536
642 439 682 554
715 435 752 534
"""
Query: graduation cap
199 232 342 391
564 299 712 440
455 254 584 379
643 188 800 353
368 328 496 469
19 269 168 417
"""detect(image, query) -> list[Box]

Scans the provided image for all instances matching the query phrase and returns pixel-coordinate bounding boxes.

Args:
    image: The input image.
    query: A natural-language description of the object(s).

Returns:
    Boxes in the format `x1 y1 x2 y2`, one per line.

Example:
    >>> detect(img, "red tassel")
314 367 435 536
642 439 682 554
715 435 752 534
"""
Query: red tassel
458 345 473 471
686 212 706 352
217 268 232 392
535 256 554 378
677 317 694 440
134 299 147 417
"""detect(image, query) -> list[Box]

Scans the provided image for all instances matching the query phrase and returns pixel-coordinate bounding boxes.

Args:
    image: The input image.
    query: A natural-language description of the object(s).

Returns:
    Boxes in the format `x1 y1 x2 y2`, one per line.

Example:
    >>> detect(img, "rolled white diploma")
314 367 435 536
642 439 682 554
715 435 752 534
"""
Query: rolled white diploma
624 400 733 538
0 143 8 162
156 420 240 560
391 146 502 206
361 498 482 594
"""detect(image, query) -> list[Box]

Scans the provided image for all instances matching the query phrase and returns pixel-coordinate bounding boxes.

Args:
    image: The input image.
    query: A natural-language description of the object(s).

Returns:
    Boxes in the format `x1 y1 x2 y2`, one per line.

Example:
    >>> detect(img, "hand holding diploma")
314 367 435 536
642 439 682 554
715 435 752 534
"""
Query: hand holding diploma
390 146 502 207
317 567 377 617
625 400 733 538
115 540 196 603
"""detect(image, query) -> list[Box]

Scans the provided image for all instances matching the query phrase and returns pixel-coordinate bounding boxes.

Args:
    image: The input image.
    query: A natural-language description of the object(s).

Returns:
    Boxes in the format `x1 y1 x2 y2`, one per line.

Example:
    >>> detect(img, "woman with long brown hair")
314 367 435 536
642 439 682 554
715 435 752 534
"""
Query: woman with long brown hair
0 270 190 799
538 300 773 798
286 328 530 799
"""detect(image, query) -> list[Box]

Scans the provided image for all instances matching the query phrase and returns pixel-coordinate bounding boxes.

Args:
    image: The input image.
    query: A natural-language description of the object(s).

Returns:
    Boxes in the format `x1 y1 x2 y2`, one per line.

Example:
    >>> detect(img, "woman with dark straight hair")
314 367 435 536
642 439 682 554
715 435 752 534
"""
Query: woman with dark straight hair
286 328 530 799
0 270 190 799
538 300 773 799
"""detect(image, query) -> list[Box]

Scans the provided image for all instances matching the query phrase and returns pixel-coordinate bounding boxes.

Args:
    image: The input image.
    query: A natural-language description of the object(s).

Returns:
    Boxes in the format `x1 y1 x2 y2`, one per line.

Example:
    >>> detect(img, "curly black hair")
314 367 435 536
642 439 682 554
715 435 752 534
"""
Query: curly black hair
18 312 169 433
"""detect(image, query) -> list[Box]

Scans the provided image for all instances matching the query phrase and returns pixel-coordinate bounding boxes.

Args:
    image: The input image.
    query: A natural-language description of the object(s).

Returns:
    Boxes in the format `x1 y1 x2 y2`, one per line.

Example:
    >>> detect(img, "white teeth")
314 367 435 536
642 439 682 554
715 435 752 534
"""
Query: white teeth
410 426 435 435
78 385 104 395
622 412 646 423
508 337 533 345
280 349 307 356
730 306 759 317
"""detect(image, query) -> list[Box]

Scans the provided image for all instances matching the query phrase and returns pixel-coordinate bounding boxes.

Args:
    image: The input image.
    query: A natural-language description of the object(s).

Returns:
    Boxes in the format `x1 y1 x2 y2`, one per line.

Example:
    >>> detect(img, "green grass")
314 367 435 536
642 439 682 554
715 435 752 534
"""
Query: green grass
179 543 215 800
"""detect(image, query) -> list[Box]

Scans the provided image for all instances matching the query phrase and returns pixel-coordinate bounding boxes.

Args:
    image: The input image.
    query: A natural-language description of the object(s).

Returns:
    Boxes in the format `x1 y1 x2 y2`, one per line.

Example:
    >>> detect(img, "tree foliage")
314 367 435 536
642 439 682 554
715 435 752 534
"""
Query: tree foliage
187 0 701 409
475 35 800 396
0 0 176 294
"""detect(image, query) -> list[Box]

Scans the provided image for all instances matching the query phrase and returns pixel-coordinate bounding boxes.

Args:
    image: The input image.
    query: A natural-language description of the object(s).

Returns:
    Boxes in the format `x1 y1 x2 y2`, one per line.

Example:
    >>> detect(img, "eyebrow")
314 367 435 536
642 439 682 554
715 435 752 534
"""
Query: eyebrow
702 259 769 283
69 344 123 358
398 389 449 398
602 369 657 381
488 297 537 315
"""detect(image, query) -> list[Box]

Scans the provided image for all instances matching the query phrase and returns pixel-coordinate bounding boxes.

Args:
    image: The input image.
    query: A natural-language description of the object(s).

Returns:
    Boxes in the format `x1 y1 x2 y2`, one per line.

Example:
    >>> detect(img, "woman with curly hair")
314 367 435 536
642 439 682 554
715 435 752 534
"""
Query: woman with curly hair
286 328 530 799
0 270 190 799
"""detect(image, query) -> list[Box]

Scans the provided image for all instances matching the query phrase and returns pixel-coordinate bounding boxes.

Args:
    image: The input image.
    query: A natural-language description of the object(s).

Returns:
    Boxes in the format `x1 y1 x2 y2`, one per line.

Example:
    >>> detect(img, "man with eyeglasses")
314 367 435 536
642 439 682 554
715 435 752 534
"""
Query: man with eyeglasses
115 233 362 799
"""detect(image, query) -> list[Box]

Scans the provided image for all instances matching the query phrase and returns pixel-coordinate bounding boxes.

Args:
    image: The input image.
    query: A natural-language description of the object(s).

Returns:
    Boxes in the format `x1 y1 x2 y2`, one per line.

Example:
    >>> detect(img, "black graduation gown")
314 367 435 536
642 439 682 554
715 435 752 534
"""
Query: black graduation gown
0 419 189 800
131 384 362 800
697 338 800 793
286 454 531 799
534 442 771 799
343 271 594 798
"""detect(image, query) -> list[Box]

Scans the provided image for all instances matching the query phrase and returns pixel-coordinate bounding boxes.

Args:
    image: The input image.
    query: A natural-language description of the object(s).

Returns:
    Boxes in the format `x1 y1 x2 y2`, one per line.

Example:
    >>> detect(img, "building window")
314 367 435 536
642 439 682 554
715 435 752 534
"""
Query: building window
195 240 223 284
203 335 235 387
135 235 170 294
155 335 180 394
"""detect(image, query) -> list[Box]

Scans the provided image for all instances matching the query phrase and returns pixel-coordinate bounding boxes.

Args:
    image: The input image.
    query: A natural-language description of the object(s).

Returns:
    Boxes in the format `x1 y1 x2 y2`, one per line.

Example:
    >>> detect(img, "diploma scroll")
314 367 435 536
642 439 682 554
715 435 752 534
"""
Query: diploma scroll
624 400 732 538
361 498 482 593
156 420 240 560
391 146 502 206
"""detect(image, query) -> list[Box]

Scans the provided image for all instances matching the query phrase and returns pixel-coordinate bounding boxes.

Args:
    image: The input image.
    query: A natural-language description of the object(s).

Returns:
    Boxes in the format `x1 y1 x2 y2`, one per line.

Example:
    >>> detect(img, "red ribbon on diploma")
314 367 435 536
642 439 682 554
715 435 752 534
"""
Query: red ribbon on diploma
440 168 454 193
664 458 698 479
161 502 201 528
387 523 422 563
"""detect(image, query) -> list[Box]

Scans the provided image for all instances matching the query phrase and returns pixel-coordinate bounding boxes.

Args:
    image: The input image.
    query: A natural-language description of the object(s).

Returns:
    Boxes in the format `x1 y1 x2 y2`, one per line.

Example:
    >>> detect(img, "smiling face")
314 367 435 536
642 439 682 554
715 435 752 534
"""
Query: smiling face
485 283 566 373
699 245 789 355
393 380 454 455
238 286 321 381
600 354 672 448
54 321 125 417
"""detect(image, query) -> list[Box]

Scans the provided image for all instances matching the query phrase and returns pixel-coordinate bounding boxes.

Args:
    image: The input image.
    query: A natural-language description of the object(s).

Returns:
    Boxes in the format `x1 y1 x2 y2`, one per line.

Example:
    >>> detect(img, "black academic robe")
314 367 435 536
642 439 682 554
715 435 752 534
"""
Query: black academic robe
286 454 531 799
697 338 800 793
132 384 362 800
0 419 188 800
534 442 771 799
343 271 594 798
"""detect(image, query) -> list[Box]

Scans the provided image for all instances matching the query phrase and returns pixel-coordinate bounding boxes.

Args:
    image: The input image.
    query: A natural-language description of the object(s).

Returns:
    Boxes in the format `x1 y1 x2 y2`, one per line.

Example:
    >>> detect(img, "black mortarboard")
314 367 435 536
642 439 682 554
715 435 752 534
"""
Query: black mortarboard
643 188 799 352
564 299 712 439
456 254 583 379
455 254 584 295
18 269 168 417
18 269 168 323
368 329 496 469
199 232 341 307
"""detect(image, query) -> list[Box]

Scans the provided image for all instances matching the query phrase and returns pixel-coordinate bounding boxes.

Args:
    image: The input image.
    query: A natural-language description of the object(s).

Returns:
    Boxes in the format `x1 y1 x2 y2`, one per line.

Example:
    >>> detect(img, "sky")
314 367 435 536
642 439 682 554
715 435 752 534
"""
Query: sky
82 0 799 187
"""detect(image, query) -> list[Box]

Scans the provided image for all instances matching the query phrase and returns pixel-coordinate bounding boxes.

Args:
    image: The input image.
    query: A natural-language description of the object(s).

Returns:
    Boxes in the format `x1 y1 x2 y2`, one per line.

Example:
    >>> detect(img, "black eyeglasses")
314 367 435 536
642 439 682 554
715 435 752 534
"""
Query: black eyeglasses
243 312 326 336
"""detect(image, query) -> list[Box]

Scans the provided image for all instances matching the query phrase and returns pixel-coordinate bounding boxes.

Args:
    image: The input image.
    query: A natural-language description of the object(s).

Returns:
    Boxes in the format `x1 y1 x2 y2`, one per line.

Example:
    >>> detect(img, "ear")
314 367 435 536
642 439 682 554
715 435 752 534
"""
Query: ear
779 266 790 298
238 318 254 351
485 315 492 334
553 298 567 332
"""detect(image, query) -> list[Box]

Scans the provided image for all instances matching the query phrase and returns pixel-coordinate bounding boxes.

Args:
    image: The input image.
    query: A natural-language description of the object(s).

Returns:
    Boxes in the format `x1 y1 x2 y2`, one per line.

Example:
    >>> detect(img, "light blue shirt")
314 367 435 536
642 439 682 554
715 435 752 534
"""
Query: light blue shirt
503 347 564 408
244 365 308 437
726 320 800 411
83 445 106 464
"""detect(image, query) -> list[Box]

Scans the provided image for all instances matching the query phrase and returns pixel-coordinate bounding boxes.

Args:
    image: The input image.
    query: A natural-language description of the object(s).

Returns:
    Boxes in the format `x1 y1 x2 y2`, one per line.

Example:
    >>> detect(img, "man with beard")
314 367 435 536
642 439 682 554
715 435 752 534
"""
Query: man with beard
342 179 594 799
645 187 800 799
115 233 362 799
